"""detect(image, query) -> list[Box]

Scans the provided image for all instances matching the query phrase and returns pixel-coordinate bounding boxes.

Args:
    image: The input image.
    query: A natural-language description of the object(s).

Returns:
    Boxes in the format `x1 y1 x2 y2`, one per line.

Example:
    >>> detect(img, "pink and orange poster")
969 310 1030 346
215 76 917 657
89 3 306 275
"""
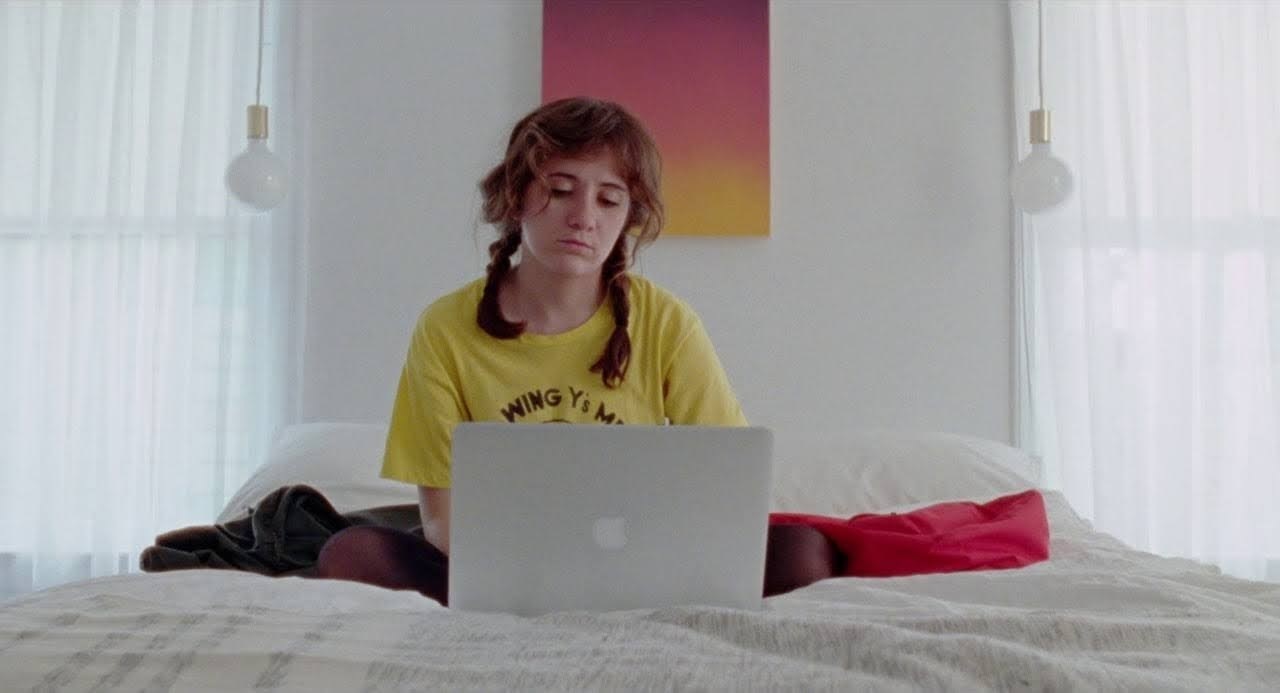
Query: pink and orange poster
542 0 770 237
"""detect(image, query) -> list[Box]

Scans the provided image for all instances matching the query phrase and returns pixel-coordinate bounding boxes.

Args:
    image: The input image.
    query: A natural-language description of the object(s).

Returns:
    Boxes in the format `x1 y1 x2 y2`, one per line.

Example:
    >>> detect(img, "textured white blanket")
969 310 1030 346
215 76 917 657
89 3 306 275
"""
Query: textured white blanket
3 493 1278 691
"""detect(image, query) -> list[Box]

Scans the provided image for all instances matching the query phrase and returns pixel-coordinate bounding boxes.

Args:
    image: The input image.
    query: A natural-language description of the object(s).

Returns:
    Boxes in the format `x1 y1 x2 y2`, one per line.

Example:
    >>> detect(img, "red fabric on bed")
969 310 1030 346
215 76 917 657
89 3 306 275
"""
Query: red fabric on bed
769 489 1049 577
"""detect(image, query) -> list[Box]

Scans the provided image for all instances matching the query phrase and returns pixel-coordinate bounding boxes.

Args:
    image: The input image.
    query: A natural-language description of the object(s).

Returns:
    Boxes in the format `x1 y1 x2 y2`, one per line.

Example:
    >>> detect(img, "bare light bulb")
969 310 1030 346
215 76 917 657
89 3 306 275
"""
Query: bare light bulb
1011 109 1073 214
226 104 288 212
1012 142 1073 213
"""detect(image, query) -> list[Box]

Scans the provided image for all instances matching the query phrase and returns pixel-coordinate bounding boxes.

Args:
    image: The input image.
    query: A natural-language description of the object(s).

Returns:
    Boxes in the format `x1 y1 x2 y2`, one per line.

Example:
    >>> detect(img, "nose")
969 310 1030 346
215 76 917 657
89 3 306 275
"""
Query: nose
565 194 597 232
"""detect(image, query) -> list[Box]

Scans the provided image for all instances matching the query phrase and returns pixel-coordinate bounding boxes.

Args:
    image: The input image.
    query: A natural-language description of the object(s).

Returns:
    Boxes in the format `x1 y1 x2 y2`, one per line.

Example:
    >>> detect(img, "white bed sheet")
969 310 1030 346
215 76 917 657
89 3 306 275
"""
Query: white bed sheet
3 492 1278 691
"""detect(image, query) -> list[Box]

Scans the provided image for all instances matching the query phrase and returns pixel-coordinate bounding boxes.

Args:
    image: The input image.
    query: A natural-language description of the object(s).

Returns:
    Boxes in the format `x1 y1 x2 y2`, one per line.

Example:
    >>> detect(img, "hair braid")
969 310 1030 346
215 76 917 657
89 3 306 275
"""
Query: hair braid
477 227 524 338
591 241 633 388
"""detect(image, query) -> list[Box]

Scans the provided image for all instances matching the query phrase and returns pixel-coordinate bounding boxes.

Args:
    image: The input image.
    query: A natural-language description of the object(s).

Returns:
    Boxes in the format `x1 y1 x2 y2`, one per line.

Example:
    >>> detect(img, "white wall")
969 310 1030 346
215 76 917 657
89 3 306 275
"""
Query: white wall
300 0 1015 444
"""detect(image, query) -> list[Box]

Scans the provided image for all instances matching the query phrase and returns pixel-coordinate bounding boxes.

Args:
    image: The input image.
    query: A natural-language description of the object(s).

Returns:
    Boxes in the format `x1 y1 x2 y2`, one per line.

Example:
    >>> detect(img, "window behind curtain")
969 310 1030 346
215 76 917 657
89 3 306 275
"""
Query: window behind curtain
1012 1 1280 581
0 0 299 599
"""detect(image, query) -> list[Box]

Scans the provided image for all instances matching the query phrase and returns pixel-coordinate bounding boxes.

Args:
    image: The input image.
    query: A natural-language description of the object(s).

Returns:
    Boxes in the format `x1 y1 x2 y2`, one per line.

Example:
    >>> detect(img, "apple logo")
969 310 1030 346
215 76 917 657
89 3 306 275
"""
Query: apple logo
592 516 628 550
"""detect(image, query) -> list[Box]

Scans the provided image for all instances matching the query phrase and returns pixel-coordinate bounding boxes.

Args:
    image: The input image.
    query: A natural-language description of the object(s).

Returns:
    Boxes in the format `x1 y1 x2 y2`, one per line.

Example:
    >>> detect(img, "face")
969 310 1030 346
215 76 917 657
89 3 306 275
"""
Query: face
518 149 631 279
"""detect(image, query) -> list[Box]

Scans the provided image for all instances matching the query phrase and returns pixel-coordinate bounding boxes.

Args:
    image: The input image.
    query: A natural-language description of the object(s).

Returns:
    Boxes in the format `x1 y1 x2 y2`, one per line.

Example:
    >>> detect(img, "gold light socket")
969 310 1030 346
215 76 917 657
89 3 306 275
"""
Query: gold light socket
1029 109 1051 144
246 104 269 139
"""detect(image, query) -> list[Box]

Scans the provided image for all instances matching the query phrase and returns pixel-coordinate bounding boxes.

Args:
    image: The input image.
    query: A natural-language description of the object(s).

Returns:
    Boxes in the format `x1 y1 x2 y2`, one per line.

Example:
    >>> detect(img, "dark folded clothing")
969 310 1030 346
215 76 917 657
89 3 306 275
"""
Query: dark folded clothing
139 484 421 577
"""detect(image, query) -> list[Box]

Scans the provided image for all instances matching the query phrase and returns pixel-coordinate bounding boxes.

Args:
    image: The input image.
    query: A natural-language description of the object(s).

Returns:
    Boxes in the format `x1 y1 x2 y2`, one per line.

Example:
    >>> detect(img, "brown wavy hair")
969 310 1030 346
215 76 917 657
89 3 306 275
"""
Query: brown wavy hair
477 97 664 388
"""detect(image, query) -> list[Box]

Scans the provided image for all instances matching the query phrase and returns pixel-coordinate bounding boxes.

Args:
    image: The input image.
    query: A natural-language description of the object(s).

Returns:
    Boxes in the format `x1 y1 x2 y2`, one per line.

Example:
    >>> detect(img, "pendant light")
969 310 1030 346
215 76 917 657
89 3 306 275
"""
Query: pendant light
226 0 288 212
1011 0 1073 214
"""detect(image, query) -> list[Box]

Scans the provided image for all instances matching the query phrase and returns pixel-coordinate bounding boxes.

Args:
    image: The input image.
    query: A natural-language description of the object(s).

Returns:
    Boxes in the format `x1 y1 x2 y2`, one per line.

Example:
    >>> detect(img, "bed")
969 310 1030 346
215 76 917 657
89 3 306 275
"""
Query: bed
2 424 1278 690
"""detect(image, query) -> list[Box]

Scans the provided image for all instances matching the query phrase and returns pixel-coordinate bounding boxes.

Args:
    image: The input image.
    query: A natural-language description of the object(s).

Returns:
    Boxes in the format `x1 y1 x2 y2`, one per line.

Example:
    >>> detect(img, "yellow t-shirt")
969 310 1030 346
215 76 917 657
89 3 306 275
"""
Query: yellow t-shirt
381 274 748 488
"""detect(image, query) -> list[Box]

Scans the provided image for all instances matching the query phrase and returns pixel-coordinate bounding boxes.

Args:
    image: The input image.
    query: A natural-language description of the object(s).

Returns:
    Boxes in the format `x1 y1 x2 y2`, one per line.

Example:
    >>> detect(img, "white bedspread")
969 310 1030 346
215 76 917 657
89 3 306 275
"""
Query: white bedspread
3 492 1278 691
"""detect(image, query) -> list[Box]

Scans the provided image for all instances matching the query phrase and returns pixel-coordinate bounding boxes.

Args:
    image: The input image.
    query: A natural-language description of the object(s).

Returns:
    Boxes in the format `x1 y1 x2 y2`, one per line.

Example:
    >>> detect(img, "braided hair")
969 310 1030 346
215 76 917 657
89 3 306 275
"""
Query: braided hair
476 98 664 388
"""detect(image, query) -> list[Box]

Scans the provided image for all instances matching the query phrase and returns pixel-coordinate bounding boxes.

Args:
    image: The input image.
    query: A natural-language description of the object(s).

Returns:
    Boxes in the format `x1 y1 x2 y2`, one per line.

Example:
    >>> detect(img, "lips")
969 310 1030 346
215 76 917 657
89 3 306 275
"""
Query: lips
557 239 594 252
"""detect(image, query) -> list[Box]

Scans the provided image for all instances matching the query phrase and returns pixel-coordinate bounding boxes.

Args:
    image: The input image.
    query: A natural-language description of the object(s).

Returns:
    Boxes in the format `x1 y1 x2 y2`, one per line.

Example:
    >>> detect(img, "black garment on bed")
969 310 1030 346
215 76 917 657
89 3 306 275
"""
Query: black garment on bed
138 484 422 577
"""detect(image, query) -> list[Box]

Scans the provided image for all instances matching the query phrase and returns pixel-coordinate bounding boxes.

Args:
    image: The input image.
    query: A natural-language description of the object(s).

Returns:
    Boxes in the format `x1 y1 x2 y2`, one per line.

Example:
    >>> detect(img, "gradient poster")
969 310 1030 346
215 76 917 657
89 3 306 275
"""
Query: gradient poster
542 0 769 237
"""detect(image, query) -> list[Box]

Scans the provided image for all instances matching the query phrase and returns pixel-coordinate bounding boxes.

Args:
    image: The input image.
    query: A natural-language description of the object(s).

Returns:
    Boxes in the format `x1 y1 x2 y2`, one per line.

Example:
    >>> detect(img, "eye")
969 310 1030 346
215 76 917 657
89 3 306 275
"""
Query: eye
550 188 573 198
600 192 627 207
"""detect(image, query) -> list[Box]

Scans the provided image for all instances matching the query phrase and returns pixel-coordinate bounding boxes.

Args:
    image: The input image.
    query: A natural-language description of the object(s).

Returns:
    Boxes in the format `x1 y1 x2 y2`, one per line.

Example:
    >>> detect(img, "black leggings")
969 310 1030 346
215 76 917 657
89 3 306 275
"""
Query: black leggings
315 526 450 604
314 523 840 606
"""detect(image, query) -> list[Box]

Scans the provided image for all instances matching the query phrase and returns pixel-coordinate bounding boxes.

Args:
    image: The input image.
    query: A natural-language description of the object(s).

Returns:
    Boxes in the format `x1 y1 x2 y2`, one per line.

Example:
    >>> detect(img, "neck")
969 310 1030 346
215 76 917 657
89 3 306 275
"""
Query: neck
505 262 606 334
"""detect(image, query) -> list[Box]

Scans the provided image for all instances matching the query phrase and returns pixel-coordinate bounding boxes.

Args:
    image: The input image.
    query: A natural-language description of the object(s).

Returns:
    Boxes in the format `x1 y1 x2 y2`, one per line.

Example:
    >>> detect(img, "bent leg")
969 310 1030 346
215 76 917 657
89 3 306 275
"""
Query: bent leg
763 523 841 597
314 525 449 605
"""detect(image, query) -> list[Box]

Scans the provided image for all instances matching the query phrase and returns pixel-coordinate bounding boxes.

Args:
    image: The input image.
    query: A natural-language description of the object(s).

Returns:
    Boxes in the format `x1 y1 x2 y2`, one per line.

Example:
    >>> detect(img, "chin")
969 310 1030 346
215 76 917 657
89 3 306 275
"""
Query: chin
531 253 604 278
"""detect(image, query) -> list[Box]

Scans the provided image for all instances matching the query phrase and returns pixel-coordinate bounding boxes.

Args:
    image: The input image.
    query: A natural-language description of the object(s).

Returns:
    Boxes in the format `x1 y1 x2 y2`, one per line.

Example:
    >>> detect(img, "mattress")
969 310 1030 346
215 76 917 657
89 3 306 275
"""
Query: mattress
3 492 1278 691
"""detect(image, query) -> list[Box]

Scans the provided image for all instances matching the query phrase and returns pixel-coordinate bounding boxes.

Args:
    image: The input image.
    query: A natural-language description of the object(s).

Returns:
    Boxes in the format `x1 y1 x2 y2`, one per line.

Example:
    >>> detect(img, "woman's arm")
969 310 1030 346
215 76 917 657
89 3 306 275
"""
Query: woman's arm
418 486 451 556
663 313 748 426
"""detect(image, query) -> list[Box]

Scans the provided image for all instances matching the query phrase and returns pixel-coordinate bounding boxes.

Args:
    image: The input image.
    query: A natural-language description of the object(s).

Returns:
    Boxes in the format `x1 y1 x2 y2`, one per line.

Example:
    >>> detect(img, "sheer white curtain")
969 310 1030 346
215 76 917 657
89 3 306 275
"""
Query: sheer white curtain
0 1 301 599
1012 0 1280 581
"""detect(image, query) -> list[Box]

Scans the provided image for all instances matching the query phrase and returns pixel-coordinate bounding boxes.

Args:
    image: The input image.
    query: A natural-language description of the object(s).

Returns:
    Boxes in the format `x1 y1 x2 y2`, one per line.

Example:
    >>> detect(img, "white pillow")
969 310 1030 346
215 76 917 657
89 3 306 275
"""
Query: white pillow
216 422 411 523
769 429 1041 516
217 423 1041 523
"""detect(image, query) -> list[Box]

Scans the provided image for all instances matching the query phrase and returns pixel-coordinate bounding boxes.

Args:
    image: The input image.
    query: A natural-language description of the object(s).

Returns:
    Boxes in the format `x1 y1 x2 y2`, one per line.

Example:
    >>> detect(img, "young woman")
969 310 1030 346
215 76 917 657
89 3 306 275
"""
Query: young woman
316 98 836 603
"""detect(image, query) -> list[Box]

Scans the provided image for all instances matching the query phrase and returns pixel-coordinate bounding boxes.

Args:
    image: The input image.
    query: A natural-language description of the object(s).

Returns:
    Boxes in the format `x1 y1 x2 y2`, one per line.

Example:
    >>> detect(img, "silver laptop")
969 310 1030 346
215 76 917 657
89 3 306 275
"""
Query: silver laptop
448 423 773 616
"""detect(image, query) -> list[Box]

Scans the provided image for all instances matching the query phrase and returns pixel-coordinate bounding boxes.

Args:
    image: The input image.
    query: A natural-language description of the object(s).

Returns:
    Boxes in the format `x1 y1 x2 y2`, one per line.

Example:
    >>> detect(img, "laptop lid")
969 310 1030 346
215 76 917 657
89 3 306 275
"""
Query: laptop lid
449 423 773 616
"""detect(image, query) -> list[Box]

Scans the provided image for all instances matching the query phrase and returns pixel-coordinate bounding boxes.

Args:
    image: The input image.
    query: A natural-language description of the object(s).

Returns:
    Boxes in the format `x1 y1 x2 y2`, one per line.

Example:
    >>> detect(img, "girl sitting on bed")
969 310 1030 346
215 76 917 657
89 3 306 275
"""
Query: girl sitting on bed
315 97 837 604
